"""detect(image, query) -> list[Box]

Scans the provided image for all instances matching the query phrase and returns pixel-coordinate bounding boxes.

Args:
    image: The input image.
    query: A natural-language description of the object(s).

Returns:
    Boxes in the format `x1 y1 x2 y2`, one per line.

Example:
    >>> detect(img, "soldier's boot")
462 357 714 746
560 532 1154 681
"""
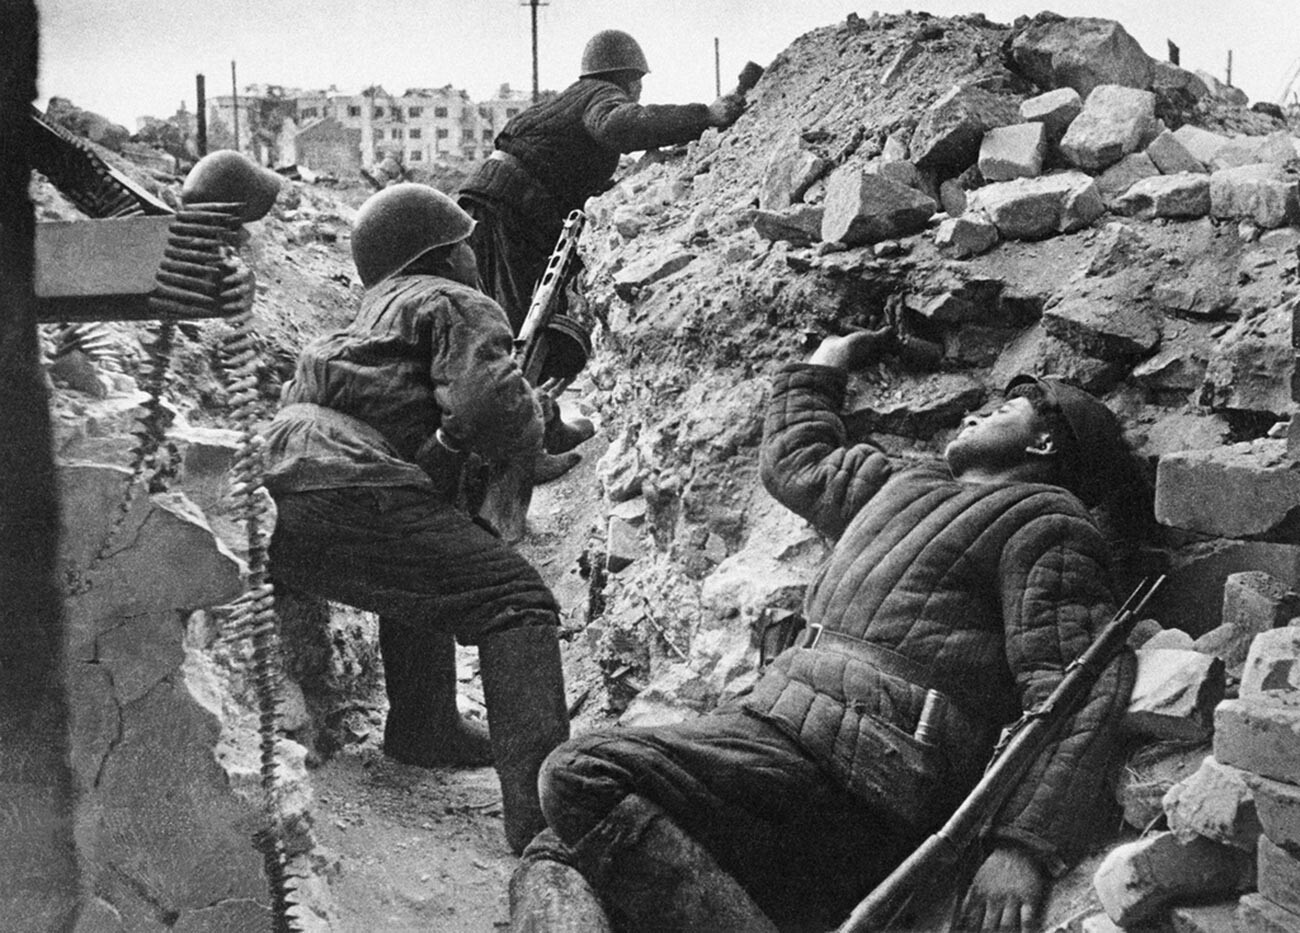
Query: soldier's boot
570 794 779 933
379 620 492 767
509 830 613 933
479 622 571 854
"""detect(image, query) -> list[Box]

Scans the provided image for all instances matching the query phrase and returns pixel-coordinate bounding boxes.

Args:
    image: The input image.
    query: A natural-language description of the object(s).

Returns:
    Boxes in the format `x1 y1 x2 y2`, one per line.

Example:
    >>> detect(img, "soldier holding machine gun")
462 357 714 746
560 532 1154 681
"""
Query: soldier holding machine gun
509 327 1151 932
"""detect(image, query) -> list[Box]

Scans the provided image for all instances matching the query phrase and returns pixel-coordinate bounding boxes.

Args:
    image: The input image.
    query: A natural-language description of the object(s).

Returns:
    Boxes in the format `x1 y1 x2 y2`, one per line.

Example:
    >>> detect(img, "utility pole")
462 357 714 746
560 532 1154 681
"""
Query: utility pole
521 0 548 103
195 73 207 156
714 38 721 97
231 60 239 152
1226 49 1233 86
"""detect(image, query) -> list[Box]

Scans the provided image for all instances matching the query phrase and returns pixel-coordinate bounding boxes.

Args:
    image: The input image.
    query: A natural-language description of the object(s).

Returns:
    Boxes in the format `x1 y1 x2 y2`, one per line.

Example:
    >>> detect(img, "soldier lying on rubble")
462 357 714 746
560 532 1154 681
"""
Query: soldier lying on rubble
510 327 1147 932
261 184 579 855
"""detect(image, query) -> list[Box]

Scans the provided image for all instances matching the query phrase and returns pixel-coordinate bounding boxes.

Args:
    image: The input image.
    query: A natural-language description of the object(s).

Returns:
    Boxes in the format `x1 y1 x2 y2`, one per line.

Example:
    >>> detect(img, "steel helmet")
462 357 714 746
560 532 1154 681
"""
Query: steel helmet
350 183 476 287
181 150 284 223
580 30 650 78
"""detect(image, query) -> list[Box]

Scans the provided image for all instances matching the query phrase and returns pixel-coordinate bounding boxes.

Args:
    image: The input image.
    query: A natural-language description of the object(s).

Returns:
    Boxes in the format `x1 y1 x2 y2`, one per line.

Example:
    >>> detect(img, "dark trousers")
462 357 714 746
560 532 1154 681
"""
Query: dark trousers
268 486 559 644
461 198 556 336
539 708 917 924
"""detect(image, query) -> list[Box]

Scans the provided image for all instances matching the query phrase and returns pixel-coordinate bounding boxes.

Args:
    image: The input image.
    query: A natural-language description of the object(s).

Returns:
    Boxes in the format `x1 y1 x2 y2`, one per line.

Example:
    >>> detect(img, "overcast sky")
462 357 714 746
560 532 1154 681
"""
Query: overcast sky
36 0 1299 127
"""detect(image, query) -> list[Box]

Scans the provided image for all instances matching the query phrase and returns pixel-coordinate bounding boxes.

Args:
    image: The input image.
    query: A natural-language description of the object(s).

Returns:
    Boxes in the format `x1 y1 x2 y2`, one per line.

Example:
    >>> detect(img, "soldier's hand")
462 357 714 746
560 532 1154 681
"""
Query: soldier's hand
808 326 896 370
955 846 1046 933
706 94 745 128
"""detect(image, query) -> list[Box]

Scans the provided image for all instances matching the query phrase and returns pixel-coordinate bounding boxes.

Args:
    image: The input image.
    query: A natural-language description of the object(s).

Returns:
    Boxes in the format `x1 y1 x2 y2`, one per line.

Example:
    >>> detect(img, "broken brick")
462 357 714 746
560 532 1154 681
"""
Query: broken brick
1259 834 1300 919
1162 756 1262 851
1238 893 1300 933
1249 775 1300 854
1093 832 1255 927
1241 626 1300 702
1125 648 1224 742
1214 698 1300 784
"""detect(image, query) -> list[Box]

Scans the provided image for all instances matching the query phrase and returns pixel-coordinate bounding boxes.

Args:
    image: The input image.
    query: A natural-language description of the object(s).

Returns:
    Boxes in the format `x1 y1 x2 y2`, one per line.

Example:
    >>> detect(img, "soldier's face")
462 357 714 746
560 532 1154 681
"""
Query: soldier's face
944 396 1049 478
627 76 643 101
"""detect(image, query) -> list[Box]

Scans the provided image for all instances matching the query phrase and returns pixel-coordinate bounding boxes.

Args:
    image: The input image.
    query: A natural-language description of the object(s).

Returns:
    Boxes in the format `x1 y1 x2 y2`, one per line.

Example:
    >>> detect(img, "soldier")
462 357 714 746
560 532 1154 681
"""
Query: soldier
457 28 745 335
262 184 570 854
510 328 1145 932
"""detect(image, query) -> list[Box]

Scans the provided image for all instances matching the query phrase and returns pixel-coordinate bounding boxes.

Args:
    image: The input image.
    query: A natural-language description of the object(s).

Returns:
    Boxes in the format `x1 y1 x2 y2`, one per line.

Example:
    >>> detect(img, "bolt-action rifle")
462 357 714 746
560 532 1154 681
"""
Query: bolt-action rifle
516 208 586 386
838 575 1166 933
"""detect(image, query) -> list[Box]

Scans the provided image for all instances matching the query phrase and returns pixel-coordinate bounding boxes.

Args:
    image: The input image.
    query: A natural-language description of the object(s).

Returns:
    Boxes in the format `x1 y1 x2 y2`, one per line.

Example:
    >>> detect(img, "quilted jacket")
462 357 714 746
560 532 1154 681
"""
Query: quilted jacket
261 274 541 494
742 363 1136 874
459 77 713 226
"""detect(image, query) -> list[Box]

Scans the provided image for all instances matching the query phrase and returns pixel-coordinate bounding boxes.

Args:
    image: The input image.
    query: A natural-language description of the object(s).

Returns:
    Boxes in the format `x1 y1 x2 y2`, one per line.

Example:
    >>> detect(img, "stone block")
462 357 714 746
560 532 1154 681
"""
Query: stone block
606 515 643 574
1202 302 1296 416
1155 441 1300 541
967 171 1104 240
1019 87 1083 145
978 122 1047 181
1215 698 1300 784
1210 164 1300 230
1172 126 1231 166
938 178 968 216
760 136 827 211
909 84 1021 176
1224 572 1300 644
934 214 998 258
1009 16 1154 98
1250 775 1300 852
1143 628 1196 651
1196 623 1264 682
1127 649 1225 741
1115 173 1211 220
1042 293 1161 361
820 167 936 246
1147 130 1207 174
751 205 824 246
612 247 696 301
1238 893 1300 933
1241 626 1300 702
1259 834 1300 918
1097 152 1161 204
1163 757 1262 850
1210 132 1300 172
1093 832 1255 926
1060 85 1159 172
1159 541 1300 639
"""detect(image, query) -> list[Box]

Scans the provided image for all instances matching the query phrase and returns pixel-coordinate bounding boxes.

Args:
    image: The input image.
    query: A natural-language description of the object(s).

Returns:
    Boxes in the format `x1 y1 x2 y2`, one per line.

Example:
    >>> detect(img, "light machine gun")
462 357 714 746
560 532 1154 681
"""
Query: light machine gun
838 575 1166 933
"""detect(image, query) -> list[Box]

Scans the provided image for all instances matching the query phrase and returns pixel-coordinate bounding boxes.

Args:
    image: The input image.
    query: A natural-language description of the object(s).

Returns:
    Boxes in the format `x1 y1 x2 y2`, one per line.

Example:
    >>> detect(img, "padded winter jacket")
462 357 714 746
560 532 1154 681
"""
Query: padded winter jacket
742 363 1136 874
458 77 713 228
261 274 542 494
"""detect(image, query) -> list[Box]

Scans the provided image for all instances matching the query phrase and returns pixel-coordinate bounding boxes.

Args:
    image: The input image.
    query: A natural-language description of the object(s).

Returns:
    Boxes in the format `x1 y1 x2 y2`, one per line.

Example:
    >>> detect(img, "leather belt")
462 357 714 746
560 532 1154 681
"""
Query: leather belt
800 624 989 725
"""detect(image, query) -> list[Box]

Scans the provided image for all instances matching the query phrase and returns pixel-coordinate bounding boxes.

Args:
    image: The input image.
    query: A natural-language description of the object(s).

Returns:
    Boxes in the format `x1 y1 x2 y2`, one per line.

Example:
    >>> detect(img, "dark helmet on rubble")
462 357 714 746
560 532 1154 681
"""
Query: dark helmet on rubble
350 183 476 287
1005 374 1129 508
580 30 650 78
181 150 284 223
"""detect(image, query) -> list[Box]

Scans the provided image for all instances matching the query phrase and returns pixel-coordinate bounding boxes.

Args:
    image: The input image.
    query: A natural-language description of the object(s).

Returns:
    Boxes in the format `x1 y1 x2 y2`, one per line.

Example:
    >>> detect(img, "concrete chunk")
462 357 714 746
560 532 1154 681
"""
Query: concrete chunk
1162 756 1262 850
1114 173 1211 220
1009 16 1154 98
820 167 935 246
1171 126 1231 166
1097 152 1161 205
1238 893 1300 933
1042 293 1161 361
1259 834 1300 918
1214 698 1300 784
909 85 1021 176
1201 303 1296 416
606 515 643 574
1169 901 1239 933
967 171 1104 240
1019 87 1083 146
1241 626 1300 702
1060 85 1158 172
1126 648 1224 741
1249 775 1300 852
934 213 999 258
978 123 1047 181
760 136 827 211
1155 441 1300 541
751 205 824 246
1210 164 1300 230
612 247 695 301
1116 742 1212 831
1146 130 1207 174
1210 132 1300 172
1093 832 1255 927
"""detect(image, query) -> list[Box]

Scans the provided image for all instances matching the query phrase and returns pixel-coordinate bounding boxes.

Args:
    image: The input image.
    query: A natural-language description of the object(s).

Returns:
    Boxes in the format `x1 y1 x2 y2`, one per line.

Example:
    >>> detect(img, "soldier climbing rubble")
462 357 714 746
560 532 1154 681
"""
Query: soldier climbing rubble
261 183 576 855
510 327 1153 932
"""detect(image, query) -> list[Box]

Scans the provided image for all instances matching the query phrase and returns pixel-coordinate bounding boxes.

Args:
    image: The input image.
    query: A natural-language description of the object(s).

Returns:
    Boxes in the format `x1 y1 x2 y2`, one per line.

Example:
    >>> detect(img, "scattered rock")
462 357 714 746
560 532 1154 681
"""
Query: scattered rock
1125 648 1224 742
977 122 1046 181
1009 15 1155 98
967 171 1104 239
933 213 999 258
1240 625 1300 702
1156 441 1300 541
820 166 936 246
908 84 1020 177
1114 172 1211 219
1093 832 1255 927
1209 163 1300 230
1215 697 1300 783
1096 152 1161 205
751 205 824 246
1018 87 1083 148
1145 129 1207 174
1162 756 1262 850
1059 84 1159 172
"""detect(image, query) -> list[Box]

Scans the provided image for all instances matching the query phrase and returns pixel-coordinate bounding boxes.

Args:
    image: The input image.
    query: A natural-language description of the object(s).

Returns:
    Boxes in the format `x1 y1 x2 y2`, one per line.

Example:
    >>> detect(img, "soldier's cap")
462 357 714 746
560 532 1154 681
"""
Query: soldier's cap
1005 374 1128 507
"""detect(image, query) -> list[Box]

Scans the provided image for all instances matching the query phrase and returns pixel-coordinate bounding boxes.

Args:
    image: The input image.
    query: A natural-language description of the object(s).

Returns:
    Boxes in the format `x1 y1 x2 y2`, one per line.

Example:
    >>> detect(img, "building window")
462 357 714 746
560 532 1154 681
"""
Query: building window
436 128 449 139
392 128 403 139
410 150 423 162
373 107 384 118
347 105 361 117
506 108 520 118
481 129 492 141
409 128 421 139
434 106 448 117
461 129 474 142
407 106 423 118
375 129 384 140
300 107 318 119
478 106 490 119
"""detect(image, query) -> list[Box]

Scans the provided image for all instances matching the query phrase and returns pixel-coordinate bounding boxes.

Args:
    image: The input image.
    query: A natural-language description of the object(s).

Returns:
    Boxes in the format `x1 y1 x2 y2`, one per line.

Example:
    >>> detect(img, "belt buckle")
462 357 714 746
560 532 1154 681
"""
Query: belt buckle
802 623 824 649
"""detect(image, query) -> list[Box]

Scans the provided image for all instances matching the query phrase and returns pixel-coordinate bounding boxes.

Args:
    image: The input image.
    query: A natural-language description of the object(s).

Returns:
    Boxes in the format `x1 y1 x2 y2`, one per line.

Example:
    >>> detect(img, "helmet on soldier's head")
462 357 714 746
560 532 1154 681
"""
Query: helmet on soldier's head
350 183 476 287
580 30 650 78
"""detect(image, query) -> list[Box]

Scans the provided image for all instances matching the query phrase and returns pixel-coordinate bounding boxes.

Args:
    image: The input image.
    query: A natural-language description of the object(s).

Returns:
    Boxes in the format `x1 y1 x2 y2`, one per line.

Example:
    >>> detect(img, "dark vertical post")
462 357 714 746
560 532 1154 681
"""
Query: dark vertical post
530 0 540 103
195 73 208 156
0 0 81 927
715 38 721 97
1167 40 1180 66
1226 49 1233 86
231 59 239 151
